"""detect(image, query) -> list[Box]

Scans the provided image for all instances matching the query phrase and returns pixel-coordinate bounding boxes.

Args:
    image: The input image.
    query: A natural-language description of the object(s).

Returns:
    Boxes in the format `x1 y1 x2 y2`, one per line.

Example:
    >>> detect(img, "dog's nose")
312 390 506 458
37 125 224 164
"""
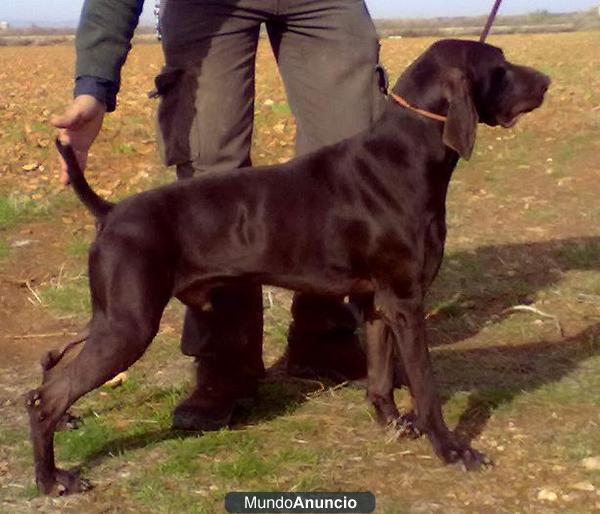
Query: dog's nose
540 74 551 94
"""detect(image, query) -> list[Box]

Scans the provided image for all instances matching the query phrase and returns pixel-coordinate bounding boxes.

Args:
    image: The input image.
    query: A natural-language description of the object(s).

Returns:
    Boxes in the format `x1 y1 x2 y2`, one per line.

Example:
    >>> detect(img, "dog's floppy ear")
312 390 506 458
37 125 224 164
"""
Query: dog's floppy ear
442 68 478 160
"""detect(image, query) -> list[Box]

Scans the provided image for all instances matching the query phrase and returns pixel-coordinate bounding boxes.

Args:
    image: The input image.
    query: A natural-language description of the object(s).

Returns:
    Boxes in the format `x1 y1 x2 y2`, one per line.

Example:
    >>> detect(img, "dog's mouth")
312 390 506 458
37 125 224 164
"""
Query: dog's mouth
500 112 524 128
499 95 546 128
499 79 550 128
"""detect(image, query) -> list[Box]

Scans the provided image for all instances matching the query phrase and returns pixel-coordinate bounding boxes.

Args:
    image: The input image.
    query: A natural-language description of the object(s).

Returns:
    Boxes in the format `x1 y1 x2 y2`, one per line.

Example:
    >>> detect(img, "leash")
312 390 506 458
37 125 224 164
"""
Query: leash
480 0 503 42
388 92 447 123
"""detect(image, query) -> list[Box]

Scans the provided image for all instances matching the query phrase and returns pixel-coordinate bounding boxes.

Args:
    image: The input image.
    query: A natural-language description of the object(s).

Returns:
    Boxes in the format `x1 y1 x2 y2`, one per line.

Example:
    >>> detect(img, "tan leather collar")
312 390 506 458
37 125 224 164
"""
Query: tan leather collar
389 92 447 123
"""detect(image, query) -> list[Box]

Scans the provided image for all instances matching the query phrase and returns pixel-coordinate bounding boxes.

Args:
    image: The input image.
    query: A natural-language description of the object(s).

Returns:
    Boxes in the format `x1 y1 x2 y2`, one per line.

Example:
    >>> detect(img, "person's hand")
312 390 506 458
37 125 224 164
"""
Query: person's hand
51 95 106 185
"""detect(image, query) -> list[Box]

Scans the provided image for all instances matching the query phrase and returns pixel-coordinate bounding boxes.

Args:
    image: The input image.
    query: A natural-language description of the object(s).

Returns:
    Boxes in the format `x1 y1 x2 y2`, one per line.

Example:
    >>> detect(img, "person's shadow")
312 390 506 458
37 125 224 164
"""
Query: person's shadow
79 236 599 466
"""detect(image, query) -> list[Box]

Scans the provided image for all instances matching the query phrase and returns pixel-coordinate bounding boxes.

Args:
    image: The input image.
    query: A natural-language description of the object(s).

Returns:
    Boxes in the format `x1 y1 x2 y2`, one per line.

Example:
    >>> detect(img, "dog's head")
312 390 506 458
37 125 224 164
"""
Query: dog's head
392 39 551 160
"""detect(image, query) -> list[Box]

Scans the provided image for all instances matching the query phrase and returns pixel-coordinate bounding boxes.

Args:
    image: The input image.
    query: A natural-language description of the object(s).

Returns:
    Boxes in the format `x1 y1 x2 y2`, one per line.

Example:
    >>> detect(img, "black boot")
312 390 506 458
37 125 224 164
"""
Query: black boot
284 293 367 381
172 358 259 431
173 284 265 430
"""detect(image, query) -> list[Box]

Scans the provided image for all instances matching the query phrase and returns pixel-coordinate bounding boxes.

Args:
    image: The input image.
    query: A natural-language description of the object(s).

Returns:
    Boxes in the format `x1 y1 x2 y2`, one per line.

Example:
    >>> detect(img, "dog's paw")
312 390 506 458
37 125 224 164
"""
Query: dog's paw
388 411 422 440
438 442 493 471
39 469 92 496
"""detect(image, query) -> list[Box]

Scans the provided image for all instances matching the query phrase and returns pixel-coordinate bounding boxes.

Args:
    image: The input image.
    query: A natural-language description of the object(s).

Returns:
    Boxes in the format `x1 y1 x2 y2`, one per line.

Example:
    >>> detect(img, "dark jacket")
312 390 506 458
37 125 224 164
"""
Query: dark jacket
74 0 145 111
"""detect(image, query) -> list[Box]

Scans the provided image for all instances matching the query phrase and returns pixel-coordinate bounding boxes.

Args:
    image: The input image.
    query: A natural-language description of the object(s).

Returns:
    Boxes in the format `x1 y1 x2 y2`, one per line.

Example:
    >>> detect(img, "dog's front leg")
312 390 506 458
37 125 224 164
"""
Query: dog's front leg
375 289 490 470
354 292 419 439
364 319 423 439
364 318 399 424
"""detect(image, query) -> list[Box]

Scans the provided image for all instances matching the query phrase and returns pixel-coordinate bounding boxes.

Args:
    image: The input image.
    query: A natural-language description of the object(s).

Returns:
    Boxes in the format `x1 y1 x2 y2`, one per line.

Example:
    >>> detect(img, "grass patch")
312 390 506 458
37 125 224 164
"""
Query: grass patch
0 427 26 447
533 351 600 407
0 189 82 232
66 236 91 257
0 194 37 228
553 133 592 167
212 450 275 481
19 484 40 501
117 143 137 155
269 102 291 115
55 377 184 463
0 238 9 260
428 294 464 318
558 240 600 268
40 273 91 316
243 382 314 425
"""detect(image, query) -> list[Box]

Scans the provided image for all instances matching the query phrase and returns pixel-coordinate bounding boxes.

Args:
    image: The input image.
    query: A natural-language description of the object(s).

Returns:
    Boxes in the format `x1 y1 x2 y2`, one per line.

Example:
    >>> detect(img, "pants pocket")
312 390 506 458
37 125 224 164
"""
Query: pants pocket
154 66 199 166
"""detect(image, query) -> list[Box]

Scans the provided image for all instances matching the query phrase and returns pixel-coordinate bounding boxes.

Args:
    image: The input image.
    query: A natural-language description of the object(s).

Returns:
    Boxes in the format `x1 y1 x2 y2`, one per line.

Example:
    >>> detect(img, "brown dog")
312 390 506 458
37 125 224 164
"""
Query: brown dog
27 39 549 494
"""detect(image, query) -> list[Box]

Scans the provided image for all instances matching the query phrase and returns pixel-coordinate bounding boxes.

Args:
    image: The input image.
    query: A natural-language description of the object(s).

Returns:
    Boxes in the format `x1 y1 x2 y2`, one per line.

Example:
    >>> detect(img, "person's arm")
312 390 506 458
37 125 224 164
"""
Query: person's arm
52 0 144 184
75 0 144 111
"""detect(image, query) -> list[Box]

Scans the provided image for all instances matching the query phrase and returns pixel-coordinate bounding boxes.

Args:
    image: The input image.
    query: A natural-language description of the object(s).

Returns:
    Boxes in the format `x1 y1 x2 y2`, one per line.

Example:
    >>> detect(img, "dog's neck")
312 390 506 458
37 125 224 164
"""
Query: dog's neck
369 70 462 209
389 70 451 123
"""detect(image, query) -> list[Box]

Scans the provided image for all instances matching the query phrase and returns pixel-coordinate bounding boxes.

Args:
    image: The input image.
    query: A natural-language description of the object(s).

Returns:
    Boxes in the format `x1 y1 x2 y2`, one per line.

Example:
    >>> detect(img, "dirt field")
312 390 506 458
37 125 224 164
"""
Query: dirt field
1 33 599 513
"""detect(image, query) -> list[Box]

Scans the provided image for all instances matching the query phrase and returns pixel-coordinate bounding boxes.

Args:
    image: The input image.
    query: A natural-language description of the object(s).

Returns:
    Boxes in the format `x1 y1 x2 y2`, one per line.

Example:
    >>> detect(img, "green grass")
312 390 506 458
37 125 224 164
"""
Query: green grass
40 273 91 316
117 143 137 155
31 121 52 134
553 132 596 168
6 330 599 511
558 240 600 268
269 102 292 115
0 427 26 447
66 236 91 257
0 194 36 228
428 294 464 318
0 189 81 230
0 238 9 260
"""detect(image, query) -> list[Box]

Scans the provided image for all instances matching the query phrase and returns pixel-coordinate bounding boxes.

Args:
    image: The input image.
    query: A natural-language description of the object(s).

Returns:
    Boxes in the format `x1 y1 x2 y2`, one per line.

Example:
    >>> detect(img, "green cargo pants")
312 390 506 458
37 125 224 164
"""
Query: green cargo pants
154 0 385 386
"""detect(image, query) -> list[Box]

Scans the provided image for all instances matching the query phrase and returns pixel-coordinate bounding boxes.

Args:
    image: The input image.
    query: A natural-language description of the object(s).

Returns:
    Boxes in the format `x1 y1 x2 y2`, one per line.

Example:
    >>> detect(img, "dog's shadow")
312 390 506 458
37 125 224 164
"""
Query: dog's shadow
79 236 599 465
427 235 599 441
426 236 599 348
439 324 599 442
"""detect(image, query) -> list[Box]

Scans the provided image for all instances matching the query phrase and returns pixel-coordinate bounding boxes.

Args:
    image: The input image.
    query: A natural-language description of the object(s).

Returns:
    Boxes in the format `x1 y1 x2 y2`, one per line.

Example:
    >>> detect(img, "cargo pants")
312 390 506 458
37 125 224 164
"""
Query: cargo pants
154 0 385 393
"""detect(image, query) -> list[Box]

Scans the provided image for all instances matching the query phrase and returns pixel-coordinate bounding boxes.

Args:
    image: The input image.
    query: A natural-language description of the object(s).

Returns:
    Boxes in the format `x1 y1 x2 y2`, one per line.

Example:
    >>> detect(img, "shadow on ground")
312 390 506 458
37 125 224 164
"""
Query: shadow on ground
440 323 599 442
426 235 599 347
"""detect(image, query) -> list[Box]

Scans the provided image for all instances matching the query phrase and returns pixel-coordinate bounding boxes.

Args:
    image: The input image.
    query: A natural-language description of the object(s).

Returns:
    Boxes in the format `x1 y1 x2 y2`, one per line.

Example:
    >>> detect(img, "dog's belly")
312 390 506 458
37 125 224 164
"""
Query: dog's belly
265 274 374 296
174 270 374 308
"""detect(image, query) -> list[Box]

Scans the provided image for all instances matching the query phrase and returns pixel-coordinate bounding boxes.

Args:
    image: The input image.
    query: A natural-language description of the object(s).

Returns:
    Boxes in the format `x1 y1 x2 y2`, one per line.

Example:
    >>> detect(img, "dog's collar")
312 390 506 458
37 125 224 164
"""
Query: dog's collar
388 93 447 123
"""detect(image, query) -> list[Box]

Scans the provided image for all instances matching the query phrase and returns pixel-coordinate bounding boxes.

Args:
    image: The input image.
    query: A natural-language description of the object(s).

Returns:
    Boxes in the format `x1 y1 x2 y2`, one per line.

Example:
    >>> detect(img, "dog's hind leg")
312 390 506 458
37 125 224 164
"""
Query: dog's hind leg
26 256 170 495
38 328 90 431
26 315 162 495
40 327 90 382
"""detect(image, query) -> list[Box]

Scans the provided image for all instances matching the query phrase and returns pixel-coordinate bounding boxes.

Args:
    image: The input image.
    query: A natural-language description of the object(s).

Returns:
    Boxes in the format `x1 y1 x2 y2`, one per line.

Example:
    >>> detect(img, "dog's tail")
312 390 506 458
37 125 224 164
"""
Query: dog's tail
55 139 114 221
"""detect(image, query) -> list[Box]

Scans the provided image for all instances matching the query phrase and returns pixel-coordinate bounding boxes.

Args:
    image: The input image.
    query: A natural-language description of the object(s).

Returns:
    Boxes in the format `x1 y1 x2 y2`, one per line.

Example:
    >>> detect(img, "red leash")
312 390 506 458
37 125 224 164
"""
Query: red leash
480 0 503 42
